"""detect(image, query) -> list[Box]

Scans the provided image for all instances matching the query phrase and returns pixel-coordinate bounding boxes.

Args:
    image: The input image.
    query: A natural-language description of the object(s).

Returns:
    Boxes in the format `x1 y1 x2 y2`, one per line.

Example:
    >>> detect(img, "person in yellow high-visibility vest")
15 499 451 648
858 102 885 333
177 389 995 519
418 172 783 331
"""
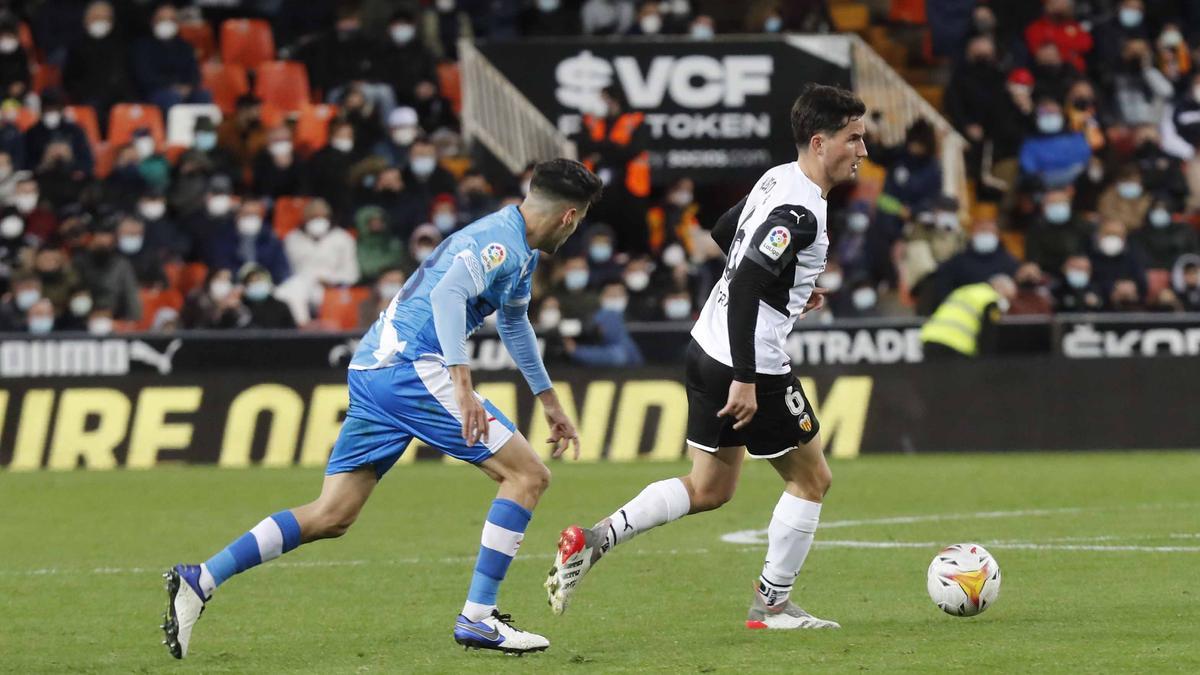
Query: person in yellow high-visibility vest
920 275 1017 359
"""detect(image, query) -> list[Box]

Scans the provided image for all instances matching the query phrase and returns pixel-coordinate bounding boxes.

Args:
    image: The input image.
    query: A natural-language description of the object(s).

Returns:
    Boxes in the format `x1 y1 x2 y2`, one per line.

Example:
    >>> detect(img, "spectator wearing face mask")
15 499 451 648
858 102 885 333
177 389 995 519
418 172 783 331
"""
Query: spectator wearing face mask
184 174 235 255
659 288 693 322
900 203 966 306
621 256 658 321
102 143 150 211
456 171 499 225
204 197 290 284
63 1 134 128
1024 186 1092 274
10 174 57 243
406 224 441 274
0 208 35 290
1063 79 1105 154
839 199 896 287
219 94 267 178
74 217 141 322
1106 39 1174 128
366 166 425 240
563 281 644 367
132 3 211 113
304 120 361 216
372 107 421 170
554 255 600 319
1171 254 1200 311
57 286 94 331
24 297 56 335
36 139 90 210
1097 165 1151 231
297 2 377 95
688 14 716 40
1025 0 1092 75
840 278 883 319
1019 93 1091 189
629 2 664 36
283 198 359 288
359 267 406 329
521 0 583 37
24 89 94 179
927 218 1018 312
577 86 650 253
355 205 406 283
138 186 189 262
946 34 1007 151
1010 262 1053 315
921 275 1017 359
875 119 942 239
1130 126 1187 204
181 267 250 329
1054 254 1103 312
238 263 294 329
402 140 457 211
188 116 237 182
583 223 623 287
374 10 437 107
0 273 43 330
581 0 635 35
1130 199 1197 268
428 194 460 236
1089 219 1147 301
646 177 699 256
0 12 30 103
115 213 166 289
252 126 304 198
30 245 79 310
131 128 170 193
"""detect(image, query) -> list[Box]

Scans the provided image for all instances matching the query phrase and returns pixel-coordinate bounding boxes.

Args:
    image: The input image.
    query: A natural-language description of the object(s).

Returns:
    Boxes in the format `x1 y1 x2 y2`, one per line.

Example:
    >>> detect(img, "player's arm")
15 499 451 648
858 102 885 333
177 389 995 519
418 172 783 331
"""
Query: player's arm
498 304 580 459
718 205 818 429
429 253 491 446
710 195 747 254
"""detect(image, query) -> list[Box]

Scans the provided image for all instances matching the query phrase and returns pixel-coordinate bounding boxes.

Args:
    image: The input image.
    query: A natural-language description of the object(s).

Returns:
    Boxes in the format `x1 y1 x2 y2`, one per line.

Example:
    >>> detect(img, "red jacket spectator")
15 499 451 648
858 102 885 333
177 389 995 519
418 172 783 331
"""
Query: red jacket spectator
1024 7 1093 73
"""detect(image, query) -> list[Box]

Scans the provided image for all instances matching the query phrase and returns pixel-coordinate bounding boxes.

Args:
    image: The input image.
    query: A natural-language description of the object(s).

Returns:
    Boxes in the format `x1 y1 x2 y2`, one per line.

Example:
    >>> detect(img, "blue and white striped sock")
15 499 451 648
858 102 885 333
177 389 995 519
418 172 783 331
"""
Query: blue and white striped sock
198 510 302 597
462 499 532 622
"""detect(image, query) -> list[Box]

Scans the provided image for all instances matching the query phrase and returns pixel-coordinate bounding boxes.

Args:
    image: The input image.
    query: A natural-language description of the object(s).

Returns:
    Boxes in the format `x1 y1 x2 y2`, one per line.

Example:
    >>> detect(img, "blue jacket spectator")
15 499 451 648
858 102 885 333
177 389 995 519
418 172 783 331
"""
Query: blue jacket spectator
876 120 942 240
566 284 644 367
1089 219 1147 301
131 5 210 112
1019 96 1091 189
928 220 1019 310
202 200 291 284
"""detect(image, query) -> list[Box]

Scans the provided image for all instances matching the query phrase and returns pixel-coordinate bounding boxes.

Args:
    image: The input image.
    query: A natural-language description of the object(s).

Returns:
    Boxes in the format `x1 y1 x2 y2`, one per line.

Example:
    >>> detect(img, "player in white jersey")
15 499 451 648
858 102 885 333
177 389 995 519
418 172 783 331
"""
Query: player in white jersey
546 84 868 629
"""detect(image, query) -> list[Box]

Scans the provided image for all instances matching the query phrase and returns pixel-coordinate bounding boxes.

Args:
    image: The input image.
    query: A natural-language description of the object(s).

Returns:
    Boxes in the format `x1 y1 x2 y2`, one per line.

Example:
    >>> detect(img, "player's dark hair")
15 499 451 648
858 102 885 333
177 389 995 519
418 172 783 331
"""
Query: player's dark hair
530 158 604 207
790 84 866 150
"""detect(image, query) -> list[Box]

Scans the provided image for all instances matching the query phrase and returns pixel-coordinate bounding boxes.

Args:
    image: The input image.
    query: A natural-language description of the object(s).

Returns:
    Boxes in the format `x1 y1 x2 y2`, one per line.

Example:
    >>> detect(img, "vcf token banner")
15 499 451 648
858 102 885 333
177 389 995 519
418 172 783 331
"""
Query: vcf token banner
476 35 853 183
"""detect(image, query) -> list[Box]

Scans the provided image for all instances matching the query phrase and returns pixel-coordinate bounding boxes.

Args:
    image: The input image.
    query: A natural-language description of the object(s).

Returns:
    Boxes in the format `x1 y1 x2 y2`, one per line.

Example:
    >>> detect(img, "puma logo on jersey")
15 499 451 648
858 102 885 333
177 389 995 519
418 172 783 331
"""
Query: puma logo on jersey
758 226 791 261
789 210 802 223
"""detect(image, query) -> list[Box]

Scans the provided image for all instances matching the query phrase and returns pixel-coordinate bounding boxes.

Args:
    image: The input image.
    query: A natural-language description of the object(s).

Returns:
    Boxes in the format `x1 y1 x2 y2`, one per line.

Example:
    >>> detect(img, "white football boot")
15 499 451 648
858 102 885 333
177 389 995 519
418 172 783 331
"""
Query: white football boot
746 583 841 630
453 610 550 655
544 524 602 615
161 564 209 658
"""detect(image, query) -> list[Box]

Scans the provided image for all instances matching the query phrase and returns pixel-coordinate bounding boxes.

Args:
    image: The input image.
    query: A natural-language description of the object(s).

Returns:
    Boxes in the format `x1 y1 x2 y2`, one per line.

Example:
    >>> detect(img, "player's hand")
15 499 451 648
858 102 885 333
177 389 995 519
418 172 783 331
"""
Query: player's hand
804 287 828 314
543 405 580 460
455 388 490 446
717 380 758 430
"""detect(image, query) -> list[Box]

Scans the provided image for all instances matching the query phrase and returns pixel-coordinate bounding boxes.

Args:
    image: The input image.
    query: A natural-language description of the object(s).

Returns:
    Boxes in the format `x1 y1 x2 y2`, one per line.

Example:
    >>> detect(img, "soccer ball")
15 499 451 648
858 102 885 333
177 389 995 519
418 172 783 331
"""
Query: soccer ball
926 543 1001 617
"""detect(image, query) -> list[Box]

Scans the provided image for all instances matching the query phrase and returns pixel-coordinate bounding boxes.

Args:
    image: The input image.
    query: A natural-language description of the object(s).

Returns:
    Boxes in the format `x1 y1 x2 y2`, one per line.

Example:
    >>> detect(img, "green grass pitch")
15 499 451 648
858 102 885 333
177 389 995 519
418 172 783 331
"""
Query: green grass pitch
2 451 1198 673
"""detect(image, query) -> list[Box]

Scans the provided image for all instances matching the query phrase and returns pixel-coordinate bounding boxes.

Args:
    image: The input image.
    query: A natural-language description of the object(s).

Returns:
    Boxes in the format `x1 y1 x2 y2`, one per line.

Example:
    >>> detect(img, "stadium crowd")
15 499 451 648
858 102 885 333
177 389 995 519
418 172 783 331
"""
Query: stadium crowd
1 0 1200 356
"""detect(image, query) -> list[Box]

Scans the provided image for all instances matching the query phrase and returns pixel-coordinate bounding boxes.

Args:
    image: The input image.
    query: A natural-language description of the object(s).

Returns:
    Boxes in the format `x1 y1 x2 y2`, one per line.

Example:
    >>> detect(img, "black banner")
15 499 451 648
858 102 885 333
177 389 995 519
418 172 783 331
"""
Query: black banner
1058 315 1200 358
476 36 852 183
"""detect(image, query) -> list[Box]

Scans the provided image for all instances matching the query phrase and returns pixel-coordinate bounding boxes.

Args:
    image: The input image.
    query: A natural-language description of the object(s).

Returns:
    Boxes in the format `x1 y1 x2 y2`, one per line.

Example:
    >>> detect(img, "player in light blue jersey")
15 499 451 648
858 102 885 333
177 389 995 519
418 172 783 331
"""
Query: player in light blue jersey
161 159 604 659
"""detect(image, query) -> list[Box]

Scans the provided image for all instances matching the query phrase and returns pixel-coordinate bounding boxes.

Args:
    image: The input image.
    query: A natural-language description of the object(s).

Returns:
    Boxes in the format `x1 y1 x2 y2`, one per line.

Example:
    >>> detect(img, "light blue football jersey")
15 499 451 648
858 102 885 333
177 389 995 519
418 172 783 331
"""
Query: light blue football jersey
350 205 539 370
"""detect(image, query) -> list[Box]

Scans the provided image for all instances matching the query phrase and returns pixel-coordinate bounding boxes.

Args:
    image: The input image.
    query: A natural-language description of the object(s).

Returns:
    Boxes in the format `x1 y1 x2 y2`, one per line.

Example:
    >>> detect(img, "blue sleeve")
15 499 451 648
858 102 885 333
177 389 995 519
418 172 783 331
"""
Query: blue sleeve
1019 141 1036 174
498 303 552 394
429 255 481 366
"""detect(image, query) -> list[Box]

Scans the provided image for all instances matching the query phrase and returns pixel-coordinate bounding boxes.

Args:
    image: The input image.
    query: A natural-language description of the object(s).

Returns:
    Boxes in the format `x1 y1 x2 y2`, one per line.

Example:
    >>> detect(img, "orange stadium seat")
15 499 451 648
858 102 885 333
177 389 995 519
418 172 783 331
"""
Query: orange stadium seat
437 62 462 115
254 61 310 112
179 20 216 64
1147 269 1171 301
293 104 338 155
317 286 371 330
220 19 276 71
65 105 101 147
203 62 250 115
108 103 165 149
136 287 185 331
31 63 60 93
13 107 38 131
273 196 311 239
176 262 210 297
18 22 36 60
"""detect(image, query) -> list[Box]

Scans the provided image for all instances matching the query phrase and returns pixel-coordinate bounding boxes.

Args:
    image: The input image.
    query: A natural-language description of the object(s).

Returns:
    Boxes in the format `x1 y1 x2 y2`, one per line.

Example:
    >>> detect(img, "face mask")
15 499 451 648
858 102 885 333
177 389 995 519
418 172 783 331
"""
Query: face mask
0 37 18 53
818 271 843 292
669 190 693 207
154 20 178 40
433 211 457 233
1066 269 1090 289
13 193 38 214
87 20 112 39
390 24 416 45
269 140 293 158
134 135 155 159
537 0 560 11
1160 30 1183 48
237 214 262 237
1044 202 1071 224
378 282 402 299
15 288 40 311
564 269 589 291
245 280 271 302
662 244 686 267
539 308 562 328
1087 163 1104 182
847 212 869 233
1098 234 1125 257
519 179 532 196
139 200 166 220
117 235 143 254
195 131 217 152
1116 181 1143 199
664 298 692 320
1037 113 1064 134
209 279 233 301
411 156 437 178
935 212 959 232
690 24 714 40
1148 208 1170 228
392 127 418 146
70 295 93 317
601 296 627 313
625 270 650 292
972 232 999 254
88 316 114 335
207 194 232 217
413 246 434 262
0 214 23 238
764 16 783 33
306 217 331 237
851 287 877 311
589 243 613 263
639 15 662 34
436 0 456 12
43 111 62 129
28 315 54 334
1118 8 1142 28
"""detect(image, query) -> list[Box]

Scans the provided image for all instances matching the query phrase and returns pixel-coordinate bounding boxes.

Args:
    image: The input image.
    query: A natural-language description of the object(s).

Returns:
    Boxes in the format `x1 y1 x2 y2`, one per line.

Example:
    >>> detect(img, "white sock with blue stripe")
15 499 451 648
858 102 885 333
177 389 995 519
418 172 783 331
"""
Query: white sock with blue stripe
198 511 302 598
462 499 531 622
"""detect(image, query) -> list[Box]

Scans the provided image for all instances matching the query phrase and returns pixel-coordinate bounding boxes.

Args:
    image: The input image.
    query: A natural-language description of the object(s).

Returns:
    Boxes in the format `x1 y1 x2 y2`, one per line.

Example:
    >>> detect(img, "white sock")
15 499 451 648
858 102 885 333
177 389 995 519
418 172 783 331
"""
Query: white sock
461 600 494 622
198 564 216 597
597 478 691 555
758 493 821 607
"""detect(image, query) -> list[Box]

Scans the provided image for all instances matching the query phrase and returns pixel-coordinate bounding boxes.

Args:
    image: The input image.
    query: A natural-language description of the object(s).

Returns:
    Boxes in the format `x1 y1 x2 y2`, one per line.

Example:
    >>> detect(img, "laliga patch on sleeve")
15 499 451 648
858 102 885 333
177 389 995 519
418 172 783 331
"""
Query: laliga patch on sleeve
758 226 791 261
480 243 507 272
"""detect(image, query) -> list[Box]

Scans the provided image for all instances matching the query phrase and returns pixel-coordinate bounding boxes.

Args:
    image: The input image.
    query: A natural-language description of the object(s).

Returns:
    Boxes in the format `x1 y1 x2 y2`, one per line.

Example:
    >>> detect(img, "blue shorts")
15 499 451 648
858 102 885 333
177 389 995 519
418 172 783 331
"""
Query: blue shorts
327 358 517 478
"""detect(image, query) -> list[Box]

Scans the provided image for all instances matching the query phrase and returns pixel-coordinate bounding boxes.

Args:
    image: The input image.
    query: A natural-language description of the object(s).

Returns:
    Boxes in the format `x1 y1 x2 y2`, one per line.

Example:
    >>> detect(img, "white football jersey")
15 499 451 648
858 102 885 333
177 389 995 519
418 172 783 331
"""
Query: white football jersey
692 162 829 375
